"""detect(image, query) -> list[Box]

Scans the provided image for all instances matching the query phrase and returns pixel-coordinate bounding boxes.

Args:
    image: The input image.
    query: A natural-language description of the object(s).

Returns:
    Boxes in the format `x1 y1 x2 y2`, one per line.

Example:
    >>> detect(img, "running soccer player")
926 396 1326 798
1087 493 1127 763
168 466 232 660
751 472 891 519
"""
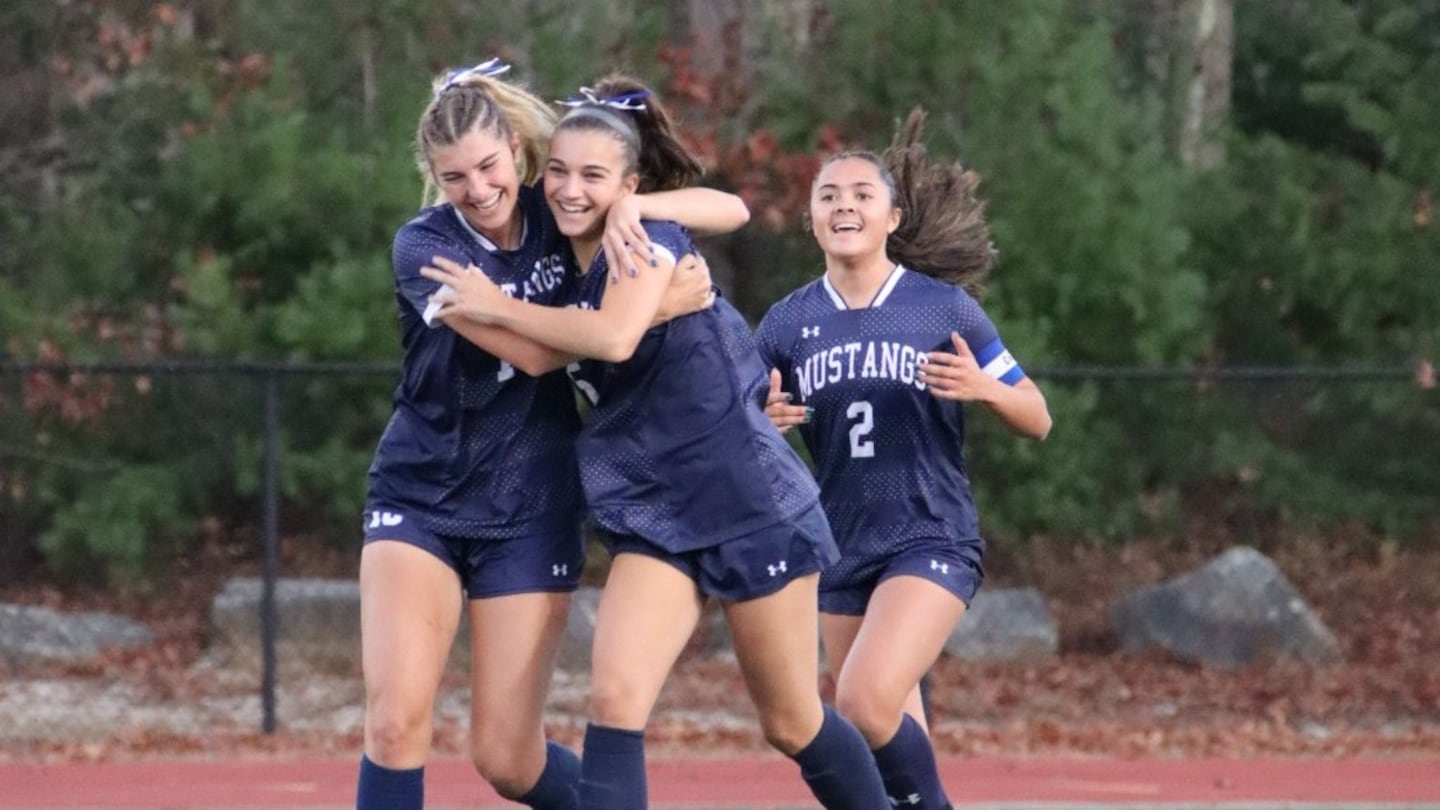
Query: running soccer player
755 109 1052 810
419 74 891 810
359 60 747 810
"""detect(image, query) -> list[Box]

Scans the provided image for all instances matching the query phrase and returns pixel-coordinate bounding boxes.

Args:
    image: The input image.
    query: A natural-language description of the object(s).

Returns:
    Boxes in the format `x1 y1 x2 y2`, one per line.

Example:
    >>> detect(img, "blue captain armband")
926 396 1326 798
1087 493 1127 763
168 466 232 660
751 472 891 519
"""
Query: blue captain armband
974 337 1025 385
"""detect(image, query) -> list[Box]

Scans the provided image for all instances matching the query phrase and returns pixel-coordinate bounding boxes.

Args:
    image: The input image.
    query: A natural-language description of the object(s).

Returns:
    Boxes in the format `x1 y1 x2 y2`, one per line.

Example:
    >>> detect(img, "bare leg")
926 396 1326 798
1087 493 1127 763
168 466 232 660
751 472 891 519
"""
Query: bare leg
724 574 888 809
360 540 463 768
467 591 572 799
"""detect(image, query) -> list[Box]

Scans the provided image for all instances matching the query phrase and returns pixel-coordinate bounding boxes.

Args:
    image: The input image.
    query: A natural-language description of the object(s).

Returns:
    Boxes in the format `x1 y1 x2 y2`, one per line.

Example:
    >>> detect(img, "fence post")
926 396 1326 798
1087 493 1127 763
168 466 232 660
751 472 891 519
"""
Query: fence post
260 370 281 734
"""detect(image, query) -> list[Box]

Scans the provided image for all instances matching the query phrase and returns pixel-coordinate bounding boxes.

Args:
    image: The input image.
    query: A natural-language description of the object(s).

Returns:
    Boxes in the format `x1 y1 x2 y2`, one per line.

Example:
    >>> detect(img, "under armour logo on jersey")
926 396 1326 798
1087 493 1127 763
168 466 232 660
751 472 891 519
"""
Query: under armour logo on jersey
801 325 821 339
552 564 569 577
766 561 788 577
930 560 949 575
366 511 403 529
888 794 922 806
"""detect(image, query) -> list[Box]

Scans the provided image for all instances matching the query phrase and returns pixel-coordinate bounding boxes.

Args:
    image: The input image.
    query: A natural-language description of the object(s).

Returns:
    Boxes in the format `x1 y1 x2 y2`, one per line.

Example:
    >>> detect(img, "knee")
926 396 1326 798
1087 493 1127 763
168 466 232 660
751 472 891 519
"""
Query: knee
758 702 824 756
833 681 901 745
469 741 541 800
365 694 433 765
587 675 653 729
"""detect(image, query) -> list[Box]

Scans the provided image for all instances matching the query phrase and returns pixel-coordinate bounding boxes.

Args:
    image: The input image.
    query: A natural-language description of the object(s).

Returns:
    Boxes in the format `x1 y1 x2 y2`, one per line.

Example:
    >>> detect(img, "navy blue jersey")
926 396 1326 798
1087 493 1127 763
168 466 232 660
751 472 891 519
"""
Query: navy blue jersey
367 184 583 538
755 265 1025 563
564 220 820 552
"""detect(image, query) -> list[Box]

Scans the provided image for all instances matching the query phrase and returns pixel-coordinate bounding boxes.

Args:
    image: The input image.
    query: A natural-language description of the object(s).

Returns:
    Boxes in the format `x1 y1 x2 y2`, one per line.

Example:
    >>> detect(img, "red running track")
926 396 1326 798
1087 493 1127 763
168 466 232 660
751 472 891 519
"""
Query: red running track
1 756 1437 808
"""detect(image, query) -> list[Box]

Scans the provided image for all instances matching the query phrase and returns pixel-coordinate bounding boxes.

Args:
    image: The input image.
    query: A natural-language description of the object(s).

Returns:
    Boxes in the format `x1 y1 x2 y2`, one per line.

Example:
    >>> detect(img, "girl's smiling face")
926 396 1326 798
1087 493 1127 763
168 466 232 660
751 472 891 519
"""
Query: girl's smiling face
429 128 523 245
544 128 638 249
810 156 901 262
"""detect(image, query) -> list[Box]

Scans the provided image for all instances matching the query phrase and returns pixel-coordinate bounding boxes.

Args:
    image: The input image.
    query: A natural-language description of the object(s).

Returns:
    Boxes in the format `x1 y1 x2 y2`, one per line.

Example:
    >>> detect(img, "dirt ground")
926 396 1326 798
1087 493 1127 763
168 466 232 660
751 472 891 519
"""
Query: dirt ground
2 526 1437 763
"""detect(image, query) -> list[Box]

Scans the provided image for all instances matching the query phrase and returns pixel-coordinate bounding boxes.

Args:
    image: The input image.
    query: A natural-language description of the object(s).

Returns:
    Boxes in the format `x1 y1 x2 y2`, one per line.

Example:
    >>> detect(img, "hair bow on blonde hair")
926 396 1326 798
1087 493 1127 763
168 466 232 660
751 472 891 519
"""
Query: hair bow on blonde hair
437 58 512 95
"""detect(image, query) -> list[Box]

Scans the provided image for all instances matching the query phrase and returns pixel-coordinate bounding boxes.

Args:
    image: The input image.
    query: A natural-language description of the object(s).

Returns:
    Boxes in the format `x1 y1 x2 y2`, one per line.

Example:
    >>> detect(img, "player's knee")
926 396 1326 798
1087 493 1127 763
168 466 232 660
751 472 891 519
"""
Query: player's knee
587 674 654 729
470 742 539 799
756 702 823 756
833 681 900 743
365 698 432 764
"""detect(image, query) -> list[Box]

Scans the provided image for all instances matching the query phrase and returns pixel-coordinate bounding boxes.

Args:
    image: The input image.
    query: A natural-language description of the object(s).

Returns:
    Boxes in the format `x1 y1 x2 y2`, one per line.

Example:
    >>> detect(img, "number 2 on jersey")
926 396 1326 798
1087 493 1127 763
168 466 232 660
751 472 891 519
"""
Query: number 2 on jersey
847 400 875 458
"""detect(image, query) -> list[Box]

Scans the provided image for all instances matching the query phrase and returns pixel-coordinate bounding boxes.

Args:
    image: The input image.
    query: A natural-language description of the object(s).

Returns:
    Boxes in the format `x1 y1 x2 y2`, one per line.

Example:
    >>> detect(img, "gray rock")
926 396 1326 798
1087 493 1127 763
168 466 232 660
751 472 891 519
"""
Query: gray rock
209 577 368 673
209 577 609 675
556 586 602 673
0 603 154 666
943 587 1059 661
1110 545 1342 668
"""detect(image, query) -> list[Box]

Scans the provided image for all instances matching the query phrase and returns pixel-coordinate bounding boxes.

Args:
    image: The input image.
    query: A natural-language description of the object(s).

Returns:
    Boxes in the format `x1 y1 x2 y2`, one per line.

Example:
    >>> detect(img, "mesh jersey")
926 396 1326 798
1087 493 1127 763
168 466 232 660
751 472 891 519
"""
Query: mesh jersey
565 220 820 552
367 184 583 538
755 265 1024 571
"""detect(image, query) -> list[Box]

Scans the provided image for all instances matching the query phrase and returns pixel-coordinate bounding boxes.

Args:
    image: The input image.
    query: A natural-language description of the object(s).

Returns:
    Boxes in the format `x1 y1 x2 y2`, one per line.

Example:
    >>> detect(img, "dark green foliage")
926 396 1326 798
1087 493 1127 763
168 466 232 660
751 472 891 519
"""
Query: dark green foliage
1 0 1436 587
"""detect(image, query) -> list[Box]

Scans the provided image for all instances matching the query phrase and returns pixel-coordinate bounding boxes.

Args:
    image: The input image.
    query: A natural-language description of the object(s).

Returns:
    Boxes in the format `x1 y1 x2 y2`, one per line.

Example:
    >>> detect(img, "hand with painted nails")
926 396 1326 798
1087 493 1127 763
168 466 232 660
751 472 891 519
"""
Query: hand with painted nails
763 368 810 433
653 252 716 325
918 331 998 403
419 255 510 324
603 194 657 278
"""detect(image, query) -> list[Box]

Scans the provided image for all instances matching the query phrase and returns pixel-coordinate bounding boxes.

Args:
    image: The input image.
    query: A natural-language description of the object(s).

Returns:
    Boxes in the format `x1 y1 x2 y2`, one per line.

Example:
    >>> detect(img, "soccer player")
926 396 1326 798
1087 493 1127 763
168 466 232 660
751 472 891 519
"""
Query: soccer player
755 109 1053 810
419 75 891 810
360 60 748 810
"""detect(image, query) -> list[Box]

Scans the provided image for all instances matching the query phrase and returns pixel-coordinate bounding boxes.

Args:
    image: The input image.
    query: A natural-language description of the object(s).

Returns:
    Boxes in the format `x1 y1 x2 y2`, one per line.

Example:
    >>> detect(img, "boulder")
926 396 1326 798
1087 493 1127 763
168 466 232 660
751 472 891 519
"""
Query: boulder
1110 546 1341 668
0 603 154 667
943 587 1059 661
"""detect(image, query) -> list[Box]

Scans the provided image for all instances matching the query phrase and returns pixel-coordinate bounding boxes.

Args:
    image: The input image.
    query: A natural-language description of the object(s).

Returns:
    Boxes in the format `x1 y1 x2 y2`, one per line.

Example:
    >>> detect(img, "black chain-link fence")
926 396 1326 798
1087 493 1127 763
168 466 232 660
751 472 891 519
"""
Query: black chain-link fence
0 361 1434 746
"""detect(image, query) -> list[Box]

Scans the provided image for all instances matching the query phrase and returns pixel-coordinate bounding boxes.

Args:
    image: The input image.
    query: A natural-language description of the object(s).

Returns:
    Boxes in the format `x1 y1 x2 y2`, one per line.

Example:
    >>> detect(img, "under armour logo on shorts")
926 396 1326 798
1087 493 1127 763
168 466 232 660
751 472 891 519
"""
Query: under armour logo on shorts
930 560 949 575
888 793 922 806
552 564 568 577
766 561 788 577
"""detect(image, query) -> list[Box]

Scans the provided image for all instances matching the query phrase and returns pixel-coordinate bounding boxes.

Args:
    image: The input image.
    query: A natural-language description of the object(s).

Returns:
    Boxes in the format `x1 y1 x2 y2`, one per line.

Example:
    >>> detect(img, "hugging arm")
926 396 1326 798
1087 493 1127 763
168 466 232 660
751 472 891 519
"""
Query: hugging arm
423 248 675 363
604 189 748 277
431 249 711 375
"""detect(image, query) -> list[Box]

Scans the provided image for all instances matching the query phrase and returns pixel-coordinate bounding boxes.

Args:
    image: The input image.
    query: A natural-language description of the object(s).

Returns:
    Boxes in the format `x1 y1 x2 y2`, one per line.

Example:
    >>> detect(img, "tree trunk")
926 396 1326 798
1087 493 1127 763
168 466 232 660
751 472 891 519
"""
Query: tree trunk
1136 0 1234 169
666 0 820 312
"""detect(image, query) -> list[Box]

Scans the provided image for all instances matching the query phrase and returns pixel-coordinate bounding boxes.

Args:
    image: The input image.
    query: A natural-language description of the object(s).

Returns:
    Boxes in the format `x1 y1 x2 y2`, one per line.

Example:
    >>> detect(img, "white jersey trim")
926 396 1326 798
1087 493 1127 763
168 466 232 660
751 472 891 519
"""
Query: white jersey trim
820 263 906 310
427 206 530 327
421 286 450 327
870 264 907 307
821 274 847 309
450 204 528 254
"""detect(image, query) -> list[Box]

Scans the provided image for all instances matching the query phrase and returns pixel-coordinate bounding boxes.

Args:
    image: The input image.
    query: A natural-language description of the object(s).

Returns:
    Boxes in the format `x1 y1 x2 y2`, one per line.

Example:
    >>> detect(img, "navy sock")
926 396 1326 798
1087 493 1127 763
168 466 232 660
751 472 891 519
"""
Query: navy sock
872 713 950 809
789 705 890 810
514 741 581 810
579 723 647 810
356 754 423 810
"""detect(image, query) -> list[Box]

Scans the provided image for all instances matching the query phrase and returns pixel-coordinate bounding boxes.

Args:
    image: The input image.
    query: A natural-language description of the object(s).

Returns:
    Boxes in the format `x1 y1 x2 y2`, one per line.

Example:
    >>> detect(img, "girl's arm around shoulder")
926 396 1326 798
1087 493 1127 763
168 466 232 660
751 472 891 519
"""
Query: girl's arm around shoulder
604 188 748 273
634 187 749 237
394 225 578 376
439 315 577 377
422 244 672 364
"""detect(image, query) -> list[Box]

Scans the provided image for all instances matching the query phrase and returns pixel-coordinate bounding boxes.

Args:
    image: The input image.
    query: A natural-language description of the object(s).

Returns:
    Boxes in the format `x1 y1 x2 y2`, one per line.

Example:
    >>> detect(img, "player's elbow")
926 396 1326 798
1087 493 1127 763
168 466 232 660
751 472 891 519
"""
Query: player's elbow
728 198 751 229
1027 410 1053 441
592 332 642 363
507 348 568 377
1032 417 1053 441
510 357 557 377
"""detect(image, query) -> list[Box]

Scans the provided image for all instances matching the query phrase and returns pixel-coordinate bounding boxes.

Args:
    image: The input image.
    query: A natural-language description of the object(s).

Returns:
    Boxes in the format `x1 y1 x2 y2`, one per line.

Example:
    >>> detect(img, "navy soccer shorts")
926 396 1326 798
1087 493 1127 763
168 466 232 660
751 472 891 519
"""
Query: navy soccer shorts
603 503 840 602
362 504 584 597
818 535 984 616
